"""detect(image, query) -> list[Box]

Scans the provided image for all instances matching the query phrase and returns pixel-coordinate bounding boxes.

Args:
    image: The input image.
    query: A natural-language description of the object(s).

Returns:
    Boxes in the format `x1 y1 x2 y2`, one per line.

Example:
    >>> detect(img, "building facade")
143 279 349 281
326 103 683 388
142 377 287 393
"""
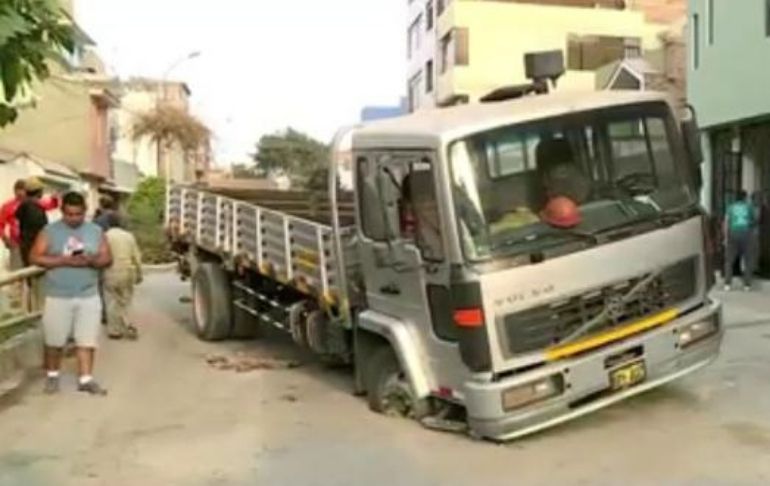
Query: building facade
406 0 678 111
688 0 770 276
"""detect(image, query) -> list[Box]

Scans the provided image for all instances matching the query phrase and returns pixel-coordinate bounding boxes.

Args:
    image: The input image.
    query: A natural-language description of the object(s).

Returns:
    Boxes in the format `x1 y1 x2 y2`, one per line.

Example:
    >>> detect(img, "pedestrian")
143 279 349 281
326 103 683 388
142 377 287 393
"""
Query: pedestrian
15 177 52 267
723 189 757 291
29 191 112 395
0 178 59 270
93 195 117 231
103 213 143 340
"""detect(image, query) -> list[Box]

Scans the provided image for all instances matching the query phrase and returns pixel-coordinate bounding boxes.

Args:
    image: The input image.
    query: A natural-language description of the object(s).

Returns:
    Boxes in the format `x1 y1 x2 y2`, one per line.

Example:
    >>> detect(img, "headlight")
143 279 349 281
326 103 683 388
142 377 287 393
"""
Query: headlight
501 375 564 412
678 319 718 348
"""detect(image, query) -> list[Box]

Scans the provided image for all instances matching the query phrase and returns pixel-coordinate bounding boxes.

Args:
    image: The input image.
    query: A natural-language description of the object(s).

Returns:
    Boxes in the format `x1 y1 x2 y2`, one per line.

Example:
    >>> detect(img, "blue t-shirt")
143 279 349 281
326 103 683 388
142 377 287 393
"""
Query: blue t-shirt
726 201 755 233
43 221 103 298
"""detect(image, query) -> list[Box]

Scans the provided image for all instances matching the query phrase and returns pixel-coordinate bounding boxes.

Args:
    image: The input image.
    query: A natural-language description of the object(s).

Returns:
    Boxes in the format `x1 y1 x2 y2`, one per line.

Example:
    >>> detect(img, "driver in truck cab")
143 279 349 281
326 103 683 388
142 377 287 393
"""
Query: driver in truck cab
537 138 591 229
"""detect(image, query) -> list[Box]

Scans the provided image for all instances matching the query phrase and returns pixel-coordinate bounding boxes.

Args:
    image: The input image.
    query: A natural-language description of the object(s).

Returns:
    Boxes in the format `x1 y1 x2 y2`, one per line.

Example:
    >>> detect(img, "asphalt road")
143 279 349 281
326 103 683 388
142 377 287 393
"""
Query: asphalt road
0 273 769 486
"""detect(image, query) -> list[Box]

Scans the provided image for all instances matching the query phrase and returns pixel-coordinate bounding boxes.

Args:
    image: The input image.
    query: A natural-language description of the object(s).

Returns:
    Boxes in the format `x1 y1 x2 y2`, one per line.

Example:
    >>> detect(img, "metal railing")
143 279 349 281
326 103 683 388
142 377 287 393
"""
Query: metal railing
0 266 45 333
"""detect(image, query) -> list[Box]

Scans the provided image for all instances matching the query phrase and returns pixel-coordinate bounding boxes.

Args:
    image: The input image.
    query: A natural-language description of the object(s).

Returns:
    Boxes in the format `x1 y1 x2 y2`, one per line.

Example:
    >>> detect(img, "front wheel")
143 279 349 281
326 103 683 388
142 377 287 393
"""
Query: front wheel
364 346 430 420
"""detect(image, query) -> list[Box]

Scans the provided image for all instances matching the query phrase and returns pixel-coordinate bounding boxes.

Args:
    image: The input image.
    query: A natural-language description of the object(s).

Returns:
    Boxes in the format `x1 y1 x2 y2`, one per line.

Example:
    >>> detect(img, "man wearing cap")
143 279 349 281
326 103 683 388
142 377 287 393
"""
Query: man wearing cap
0 178 59 270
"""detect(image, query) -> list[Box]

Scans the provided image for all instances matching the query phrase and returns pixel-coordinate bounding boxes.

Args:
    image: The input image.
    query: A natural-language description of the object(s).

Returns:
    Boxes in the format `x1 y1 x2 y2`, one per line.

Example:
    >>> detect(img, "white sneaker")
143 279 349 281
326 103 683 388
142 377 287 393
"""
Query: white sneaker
723 285 731 292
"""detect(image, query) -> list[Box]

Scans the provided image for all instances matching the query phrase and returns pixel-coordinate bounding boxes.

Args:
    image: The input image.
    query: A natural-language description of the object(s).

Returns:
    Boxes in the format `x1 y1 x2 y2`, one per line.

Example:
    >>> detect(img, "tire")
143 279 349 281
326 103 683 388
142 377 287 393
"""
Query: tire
364 346 430 420
192 262 233 341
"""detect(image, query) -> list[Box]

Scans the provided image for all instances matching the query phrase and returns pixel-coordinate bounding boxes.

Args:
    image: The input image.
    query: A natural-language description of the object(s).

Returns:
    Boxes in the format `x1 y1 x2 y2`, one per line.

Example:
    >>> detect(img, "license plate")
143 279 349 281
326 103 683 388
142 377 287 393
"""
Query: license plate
610 361 646 391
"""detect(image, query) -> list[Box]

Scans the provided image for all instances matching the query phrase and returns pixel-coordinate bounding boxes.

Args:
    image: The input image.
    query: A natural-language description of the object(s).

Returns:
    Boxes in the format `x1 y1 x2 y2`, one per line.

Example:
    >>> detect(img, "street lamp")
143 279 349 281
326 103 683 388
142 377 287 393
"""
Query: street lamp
156 50 201 181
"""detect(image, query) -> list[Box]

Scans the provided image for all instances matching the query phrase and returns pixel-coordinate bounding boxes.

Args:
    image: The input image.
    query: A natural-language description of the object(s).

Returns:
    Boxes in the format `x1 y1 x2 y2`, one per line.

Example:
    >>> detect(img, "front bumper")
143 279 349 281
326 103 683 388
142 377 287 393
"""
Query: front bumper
464 301 722 441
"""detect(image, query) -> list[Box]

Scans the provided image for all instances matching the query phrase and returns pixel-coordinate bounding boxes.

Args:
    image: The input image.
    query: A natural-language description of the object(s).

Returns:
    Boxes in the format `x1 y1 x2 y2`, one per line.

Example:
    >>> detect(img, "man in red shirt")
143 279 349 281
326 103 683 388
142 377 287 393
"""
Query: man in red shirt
1 178 59 270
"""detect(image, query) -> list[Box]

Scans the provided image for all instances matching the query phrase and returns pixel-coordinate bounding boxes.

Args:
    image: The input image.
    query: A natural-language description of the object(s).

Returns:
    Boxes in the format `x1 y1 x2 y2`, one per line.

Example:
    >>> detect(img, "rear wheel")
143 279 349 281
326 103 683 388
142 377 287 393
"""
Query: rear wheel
192 262 233 341
365 346 430 419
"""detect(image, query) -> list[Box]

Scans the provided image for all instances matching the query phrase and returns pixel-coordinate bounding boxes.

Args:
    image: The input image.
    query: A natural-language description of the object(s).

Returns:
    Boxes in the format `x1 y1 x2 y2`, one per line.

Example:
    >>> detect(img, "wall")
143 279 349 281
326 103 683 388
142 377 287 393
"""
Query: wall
688 0 770 128
437 1 666 102
0 78 91 173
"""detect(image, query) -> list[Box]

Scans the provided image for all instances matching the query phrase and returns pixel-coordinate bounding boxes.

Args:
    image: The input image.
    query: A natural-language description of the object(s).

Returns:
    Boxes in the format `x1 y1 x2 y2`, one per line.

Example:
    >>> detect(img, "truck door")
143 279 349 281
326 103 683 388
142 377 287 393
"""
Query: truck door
356 152 459 382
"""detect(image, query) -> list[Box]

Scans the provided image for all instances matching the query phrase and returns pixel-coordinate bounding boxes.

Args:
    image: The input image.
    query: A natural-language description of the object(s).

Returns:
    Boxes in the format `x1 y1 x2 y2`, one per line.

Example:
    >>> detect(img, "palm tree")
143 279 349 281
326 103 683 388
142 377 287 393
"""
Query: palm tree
132 105 211 180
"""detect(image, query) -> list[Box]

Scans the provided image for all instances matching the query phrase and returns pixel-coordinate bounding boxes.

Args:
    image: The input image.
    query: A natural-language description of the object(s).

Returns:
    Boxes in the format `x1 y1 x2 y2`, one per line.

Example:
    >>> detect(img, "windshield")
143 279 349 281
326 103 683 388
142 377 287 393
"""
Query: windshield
449 102 696 262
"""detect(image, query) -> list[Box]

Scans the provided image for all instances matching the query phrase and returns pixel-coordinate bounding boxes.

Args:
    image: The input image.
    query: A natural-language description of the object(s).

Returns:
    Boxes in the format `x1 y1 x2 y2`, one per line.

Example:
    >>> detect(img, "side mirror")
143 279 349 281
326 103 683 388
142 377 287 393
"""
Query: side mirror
681 105 704 190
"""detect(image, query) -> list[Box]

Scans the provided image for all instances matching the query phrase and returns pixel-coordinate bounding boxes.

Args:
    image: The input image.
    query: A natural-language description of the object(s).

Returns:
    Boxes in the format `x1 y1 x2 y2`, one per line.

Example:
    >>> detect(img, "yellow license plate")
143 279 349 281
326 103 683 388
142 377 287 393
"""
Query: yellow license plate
610 361 647 391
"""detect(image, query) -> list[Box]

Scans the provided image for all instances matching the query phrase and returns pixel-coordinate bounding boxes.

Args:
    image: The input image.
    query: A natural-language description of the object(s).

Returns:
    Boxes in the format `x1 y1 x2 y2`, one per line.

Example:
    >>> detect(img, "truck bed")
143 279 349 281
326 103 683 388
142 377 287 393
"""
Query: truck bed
166 185 359 307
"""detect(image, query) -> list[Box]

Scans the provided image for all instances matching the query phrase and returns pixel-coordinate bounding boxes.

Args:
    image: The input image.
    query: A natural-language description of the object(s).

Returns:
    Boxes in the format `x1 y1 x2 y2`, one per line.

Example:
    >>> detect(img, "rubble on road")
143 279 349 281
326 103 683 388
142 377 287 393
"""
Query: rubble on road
204 352 302 373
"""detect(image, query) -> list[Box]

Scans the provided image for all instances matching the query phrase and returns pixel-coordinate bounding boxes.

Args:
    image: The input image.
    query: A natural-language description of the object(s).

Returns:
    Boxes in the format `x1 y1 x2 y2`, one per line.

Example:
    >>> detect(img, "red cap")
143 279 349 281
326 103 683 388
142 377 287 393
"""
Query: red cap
541 196 581 228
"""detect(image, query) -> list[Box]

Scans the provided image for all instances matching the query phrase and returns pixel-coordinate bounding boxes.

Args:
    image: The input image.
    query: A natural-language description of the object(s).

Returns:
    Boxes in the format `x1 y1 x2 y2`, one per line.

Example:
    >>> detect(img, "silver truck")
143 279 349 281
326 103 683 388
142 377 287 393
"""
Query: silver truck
166 76 722 441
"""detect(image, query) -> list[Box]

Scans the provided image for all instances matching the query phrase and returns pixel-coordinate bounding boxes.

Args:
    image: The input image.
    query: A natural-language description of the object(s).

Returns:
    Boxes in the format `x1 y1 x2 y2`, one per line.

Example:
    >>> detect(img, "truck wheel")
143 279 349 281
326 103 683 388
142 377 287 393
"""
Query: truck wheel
192 262 232 341
365 346 430 420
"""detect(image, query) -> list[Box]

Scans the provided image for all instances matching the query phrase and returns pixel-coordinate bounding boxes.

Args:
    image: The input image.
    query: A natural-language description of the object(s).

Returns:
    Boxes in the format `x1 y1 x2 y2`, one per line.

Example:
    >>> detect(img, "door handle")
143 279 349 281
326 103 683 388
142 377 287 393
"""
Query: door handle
380 283 401 295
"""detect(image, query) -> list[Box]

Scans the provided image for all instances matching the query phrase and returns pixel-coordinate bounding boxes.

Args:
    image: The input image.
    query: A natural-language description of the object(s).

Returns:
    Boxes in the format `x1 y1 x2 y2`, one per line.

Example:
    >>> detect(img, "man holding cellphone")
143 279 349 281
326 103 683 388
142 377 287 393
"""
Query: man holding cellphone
30 192 113 395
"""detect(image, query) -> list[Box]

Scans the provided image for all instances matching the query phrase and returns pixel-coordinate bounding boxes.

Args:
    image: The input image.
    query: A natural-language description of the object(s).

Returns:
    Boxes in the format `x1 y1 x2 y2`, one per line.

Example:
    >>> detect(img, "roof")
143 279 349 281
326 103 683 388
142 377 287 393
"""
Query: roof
352 90 671 146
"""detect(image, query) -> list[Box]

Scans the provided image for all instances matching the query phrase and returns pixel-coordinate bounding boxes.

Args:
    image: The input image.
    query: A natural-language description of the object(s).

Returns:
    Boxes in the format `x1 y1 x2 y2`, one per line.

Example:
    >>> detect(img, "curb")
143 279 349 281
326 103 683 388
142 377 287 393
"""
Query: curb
142 263 176 274
0 327 42 401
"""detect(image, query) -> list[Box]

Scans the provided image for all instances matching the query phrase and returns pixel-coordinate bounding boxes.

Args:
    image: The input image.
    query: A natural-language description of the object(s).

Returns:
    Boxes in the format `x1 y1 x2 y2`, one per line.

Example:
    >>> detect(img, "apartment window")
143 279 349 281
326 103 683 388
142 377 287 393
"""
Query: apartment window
426 60 434 93
455 27 469 66
440 31 452 73
437 0 451 17
408 14 423 59
408 71 423 112
567 35 638 71
692 13 700 69
426 1 434 31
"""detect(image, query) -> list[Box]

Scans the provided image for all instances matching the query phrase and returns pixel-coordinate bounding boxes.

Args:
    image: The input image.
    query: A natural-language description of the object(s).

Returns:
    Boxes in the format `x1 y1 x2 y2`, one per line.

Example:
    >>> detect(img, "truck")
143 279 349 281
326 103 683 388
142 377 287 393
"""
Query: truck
165 55 722 441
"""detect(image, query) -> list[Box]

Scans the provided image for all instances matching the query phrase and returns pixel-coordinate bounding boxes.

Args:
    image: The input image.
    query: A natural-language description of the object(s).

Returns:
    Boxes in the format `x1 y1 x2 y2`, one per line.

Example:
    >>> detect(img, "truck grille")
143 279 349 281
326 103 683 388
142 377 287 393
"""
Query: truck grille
499 257 698 356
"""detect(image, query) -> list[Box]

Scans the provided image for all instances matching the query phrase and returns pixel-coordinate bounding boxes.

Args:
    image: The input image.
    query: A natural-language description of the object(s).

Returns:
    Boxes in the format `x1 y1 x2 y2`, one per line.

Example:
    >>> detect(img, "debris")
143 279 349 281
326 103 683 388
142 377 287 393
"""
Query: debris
281 394 298 403
204 353 302 373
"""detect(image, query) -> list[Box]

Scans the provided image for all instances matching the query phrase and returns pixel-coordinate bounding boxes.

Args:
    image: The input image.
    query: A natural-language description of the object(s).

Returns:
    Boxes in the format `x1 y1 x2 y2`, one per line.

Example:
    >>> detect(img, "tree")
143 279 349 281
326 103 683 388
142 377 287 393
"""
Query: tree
126 177 172 263
252 128 329 188
0 0 76 127
132 105 211 178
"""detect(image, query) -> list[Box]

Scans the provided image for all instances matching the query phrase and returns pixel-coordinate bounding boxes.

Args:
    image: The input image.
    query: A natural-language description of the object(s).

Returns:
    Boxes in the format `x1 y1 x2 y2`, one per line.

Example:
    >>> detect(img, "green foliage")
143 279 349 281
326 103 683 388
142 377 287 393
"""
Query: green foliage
126 177 173 264
0 0 76 126
252 128 330 188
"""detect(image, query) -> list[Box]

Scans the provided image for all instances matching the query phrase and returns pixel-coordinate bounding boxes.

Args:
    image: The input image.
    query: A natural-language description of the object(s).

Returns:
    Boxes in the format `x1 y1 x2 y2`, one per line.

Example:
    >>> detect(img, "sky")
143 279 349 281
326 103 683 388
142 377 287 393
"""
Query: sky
76 0 407 165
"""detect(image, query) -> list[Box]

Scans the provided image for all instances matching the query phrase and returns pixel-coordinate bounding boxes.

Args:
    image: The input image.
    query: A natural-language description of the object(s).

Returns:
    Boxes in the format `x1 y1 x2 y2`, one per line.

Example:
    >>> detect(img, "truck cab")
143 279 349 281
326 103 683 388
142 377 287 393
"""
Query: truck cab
345 90 722 440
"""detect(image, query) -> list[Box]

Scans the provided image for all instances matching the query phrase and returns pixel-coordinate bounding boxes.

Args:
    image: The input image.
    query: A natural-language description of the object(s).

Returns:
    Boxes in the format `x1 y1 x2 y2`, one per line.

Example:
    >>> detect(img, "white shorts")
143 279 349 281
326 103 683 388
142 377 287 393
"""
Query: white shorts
42 295 102 348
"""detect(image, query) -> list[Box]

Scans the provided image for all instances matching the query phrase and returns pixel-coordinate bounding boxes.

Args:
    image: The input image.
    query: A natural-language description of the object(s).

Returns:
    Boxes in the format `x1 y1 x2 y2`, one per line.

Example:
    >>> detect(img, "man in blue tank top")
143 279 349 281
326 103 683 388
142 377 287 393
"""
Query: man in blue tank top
30 192 113 395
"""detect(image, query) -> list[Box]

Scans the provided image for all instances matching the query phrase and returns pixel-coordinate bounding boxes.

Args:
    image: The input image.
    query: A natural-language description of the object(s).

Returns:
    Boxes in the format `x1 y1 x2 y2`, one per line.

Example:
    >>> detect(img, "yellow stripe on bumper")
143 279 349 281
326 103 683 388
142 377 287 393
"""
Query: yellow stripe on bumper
545 308 680 362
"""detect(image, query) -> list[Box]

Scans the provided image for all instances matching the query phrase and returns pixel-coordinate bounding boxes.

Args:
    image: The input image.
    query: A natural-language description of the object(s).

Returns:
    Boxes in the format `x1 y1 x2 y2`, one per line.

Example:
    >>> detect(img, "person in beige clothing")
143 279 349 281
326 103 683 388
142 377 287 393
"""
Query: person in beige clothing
103 214 143 340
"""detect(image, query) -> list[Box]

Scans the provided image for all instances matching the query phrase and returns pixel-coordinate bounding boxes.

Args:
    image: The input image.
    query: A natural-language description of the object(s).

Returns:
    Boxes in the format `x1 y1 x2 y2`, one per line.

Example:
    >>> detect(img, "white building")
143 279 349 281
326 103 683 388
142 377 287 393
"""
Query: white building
406 0 439 111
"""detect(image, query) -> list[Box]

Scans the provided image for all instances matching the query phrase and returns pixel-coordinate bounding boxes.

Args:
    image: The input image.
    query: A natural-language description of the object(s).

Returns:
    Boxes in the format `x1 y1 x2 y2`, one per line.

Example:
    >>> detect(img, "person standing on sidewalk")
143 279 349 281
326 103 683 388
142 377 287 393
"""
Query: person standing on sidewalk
0 178 59 270
103 213 143 340
724 190 757 291
30 192 112 395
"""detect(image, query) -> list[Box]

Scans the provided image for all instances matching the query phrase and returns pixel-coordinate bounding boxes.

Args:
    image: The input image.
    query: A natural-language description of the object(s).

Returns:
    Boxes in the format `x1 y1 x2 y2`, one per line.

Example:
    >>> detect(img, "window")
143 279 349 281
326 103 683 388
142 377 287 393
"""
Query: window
425 60 434 93
440 31 452 74
357 155 444 261
455 28 469 66
437 0 447 17
692 13 700 69
407 15 422 59
440 28 469 73
426 1 434 31
408 71 423 111
567 35 639 71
